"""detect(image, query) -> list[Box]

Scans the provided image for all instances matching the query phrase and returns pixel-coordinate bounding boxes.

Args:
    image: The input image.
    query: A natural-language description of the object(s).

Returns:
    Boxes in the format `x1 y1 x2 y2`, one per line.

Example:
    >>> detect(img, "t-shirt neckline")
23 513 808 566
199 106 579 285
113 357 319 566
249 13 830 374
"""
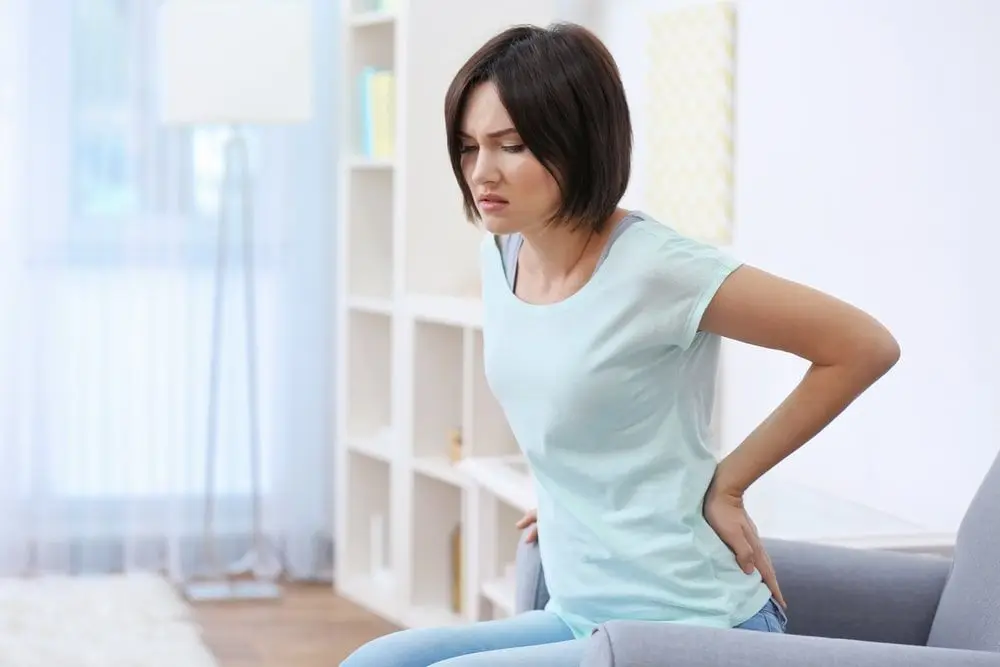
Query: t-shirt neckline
490 211 644 310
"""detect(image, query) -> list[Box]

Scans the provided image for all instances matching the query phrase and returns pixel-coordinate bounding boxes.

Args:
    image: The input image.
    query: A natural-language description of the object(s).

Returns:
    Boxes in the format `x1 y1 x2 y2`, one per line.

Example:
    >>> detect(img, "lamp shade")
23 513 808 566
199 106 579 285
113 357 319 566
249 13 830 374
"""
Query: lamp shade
156 0 314 125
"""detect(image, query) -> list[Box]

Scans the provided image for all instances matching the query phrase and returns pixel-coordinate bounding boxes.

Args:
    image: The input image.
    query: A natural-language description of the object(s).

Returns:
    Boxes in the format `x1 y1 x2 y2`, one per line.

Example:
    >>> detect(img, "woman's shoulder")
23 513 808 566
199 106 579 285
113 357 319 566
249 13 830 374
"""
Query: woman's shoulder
608 213 743 314
617 211 717 250
613 212 736 268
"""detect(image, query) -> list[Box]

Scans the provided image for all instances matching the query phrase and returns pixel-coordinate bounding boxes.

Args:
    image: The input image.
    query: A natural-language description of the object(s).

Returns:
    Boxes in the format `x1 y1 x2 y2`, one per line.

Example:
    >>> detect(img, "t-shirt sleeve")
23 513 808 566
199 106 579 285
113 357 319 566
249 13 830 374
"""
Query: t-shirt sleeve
649 227 743 350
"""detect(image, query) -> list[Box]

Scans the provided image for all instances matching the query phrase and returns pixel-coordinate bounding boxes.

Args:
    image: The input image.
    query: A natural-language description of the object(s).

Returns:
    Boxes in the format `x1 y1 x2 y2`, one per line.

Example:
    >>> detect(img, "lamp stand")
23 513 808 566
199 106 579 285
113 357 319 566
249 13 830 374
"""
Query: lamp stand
184 125 284 602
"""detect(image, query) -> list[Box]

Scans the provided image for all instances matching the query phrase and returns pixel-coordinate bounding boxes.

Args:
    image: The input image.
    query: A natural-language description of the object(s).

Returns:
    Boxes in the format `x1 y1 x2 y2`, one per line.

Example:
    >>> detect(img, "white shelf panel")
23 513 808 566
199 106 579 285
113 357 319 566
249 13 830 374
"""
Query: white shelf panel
337 571 400 623
406 294 482 329
347 427 393 463
400 605 465 629
346 156 396 171
412 321 463 459
413 456 466 488
481 495 524 604
348 295 393 316
410 472 466 618
403 221 483 300
468 329 519 458
349 11 396 28
346 168 394 301
459 455 535 514
338 572 468 631
481 574 516 619
343 452 393 581
346 311 392 443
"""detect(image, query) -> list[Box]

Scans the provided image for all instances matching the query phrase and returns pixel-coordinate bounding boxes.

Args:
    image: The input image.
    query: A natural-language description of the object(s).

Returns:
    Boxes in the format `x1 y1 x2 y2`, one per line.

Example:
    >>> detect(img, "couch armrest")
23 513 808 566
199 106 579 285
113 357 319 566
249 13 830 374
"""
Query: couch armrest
514 529 549 613
582 620 1000 667
763 538 952 644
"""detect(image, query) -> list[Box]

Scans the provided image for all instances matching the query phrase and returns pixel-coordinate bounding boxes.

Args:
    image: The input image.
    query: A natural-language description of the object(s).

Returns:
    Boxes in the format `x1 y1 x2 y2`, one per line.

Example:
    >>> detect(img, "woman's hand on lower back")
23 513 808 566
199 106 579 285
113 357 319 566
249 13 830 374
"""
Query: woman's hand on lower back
703 485 787 610
516 508 538 543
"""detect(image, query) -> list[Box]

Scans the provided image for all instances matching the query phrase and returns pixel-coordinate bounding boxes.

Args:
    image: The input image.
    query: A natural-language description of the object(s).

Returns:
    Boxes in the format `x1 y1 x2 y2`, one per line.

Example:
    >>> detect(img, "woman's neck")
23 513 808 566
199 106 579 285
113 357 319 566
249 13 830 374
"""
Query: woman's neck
519 208 628 283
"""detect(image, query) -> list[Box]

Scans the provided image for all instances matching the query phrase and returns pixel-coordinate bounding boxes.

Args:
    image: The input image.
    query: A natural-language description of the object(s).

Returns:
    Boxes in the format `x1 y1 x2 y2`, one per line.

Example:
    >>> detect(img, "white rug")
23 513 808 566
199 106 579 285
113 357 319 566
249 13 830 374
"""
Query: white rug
0 573 218 667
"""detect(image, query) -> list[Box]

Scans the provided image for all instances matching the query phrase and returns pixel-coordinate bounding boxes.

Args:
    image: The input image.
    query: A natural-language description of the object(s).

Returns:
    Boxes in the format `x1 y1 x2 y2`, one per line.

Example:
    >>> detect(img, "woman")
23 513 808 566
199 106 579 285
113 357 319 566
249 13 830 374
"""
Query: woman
341 22 899 667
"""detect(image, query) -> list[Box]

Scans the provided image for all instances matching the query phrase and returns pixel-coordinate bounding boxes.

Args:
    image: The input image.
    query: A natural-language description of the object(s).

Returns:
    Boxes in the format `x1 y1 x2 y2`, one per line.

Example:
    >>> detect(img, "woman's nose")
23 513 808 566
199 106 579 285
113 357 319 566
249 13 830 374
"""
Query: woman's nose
469 150 499 186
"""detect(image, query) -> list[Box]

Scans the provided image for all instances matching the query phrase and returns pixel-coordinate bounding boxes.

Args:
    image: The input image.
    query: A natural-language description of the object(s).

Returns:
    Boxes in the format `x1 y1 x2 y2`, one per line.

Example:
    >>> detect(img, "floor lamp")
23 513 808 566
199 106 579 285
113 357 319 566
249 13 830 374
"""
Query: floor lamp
156 0 314 601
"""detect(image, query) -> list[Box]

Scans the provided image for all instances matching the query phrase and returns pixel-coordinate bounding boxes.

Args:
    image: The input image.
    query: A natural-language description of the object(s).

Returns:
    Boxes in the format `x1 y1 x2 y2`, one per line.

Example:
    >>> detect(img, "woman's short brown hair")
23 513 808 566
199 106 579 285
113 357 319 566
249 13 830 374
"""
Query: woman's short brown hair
443 22 632 233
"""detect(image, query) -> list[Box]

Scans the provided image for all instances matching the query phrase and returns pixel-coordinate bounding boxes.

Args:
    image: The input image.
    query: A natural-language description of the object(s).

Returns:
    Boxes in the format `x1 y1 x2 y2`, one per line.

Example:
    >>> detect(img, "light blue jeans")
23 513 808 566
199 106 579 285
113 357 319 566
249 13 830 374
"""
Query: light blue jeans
340 598 787 667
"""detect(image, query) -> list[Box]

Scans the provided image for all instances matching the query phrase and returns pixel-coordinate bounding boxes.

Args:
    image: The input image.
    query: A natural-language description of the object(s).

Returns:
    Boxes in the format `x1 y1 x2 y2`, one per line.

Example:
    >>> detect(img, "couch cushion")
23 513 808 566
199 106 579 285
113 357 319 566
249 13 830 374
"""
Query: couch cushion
927 452 1000 652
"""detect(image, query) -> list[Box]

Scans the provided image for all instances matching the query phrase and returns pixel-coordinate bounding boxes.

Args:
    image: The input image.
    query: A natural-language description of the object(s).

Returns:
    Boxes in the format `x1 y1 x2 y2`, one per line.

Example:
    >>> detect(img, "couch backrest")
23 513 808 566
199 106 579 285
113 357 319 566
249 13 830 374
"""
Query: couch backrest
926 450 1000 651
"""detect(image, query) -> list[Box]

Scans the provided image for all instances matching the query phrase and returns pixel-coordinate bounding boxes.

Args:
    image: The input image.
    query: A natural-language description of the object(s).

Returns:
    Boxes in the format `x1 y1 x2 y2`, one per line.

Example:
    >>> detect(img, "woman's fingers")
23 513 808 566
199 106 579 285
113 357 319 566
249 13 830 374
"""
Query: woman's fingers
515 509 537 530
516 509 538 542
721 522 755 575
746 524 787 609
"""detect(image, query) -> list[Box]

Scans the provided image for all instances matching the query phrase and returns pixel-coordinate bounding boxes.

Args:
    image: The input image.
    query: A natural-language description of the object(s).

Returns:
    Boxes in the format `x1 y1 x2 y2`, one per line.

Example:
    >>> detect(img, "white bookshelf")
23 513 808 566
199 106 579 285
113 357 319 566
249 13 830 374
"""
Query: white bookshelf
333 0 563 628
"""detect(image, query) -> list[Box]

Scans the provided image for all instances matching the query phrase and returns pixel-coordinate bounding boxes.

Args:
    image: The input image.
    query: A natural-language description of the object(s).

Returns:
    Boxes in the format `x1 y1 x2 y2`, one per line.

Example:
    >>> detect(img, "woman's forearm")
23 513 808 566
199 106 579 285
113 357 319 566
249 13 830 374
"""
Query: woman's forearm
711 352 898 497
696 264 901 497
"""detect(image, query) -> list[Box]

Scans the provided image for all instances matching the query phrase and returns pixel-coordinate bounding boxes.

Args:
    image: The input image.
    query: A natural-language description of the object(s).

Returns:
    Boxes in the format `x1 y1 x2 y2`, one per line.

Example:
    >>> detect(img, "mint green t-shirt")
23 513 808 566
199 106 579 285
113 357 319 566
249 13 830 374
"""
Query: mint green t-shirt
480 211 772 639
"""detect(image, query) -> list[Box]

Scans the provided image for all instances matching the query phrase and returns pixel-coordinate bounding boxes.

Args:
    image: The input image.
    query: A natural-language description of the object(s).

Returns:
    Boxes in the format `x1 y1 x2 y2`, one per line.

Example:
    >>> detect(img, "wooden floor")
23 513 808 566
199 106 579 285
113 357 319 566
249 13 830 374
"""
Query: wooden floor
194 583 400 667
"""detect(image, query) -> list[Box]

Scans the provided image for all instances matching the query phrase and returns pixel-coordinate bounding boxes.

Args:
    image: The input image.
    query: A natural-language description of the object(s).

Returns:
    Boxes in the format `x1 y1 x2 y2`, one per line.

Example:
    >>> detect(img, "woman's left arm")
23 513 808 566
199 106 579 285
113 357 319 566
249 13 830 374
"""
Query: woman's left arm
699 264 901 606
702 264 900 496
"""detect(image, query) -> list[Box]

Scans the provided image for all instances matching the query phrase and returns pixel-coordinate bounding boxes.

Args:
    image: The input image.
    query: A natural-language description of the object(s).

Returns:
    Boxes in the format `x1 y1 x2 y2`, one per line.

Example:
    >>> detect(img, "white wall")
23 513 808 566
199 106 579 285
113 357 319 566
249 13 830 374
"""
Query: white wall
600 0 1000 532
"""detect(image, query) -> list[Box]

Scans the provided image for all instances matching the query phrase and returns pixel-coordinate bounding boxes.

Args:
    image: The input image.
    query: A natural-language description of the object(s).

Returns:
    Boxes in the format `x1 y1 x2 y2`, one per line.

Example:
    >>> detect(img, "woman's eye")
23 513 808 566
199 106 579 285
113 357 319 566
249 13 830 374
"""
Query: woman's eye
459 145 478 154
501 144 525 153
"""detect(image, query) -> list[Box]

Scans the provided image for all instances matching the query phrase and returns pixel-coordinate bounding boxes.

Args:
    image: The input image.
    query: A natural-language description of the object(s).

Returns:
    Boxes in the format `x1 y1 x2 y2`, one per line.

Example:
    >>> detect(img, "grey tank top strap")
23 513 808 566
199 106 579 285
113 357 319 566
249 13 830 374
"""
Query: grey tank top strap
499 212 641 290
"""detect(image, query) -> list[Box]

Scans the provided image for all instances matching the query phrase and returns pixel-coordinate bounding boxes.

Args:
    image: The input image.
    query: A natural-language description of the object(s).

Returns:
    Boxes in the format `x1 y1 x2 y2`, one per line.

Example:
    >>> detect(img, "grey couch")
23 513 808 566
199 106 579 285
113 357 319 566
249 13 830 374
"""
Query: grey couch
514 452 1000 666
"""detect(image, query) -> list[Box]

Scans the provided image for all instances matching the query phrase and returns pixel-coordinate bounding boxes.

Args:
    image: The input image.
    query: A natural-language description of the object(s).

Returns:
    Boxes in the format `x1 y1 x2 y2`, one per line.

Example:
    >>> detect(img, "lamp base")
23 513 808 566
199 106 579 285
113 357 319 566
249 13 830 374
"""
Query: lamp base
183 579 282 602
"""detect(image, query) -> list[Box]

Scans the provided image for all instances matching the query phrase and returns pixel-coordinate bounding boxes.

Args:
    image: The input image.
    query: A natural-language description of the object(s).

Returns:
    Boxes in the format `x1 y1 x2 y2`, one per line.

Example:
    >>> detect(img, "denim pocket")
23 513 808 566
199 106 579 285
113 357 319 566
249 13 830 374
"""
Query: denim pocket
736 599 787 633
767 598 789 632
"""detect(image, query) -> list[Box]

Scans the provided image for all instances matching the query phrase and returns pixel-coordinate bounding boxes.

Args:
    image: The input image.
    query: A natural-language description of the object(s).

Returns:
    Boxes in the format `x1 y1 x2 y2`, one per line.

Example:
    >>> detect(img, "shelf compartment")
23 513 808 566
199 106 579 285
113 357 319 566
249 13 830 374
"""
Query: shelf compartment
475 493 525 621
410 471 466 621
458 455 535 514
342 452 393 586
481 570 517 620
468 329 519 458
405 222 484 300
412 321 464 462
346 16 395 161
492 497 525 583
347 168 394 301
346 311 392 448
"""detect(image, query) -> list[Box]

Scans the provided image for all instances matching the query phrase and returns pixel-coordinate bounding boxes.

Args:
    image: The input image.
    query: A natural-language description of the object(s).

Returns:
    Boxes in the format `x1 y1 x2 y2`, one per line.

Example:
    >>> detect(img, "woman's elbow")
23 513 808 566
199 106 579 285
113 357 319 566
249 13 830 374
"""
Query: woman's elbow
856 323 901 379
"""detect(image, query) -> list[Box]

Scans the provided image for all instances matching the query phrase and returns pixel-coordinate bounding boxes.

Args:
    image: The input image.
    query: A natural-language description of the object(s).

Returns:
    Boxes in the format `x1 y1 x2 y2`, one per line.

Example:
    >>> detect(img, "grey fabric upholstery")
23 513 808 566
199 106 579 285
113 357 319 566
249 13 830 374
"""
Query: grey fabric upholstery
761 538 951 645
927 453 1000 652
584 622 1000 666
512 450 1000 666
514 529 549 614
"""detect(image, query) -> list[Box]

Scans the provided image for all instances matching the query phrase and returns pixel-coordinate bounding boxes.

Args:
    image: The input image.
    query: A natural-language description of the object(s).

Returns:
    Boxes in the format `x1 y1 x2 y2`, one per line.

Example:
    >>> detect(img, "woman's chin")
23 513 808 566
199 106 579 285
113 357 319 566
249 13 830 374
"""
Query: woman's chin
481 212 522 235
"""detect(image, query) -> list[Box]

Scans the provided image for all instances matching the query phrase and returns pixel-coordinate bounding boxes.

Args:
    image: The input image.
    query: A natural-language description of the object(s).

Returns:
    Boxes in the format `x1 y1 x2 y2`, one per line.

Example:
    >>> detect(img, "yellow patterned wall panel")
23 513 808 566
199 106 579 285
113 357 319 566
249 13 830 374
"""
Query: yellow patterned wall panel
645 2 736 246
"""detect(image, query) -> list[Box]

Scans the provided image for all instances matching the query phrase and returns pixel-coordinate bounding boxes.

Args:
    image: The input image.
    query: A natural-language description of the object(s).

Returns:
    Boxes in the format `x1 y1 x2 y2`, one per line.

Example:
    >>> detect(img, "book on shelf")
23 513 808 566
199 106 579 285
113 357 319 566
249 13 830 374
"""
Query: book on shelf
358 66 396 160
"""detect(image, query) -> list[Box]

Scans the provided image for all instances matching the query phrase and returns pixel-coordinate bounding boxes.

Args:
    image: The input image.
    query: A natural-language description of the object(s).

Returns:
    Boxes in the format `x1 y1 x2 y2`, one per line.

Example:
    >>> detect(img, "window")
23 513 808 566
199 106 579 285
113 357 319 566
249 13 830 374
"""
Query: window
41 0 272 255
70 0 135 220
17 0 286 505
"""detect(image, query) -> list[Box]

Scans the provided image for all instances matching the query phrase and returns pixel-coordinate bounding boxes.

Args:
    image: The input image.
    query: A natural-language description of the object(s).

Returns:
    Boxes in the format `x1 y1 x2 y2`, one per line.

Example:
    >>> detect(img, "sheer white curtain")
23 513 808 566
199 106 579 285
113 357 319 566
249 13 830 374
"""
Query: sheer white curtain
0 0 337 581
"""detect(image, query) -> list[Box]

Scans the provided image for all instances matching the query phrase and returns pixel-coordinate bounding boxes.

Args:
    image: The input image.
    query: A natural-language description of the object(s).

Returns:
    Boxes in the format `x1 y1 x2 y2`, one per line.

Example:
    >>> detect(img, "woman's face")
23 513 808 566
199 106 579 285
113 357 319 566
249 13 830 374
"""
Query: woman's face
458 82 562 235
